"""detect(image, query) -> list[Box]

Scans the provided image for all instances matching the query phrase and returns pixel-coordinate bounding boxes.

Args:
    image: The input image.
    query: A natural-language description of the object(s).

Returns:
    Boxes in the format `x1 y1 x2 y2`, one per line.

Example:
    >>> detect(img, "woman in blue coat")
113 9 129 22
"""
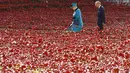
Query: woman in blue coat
67 3 83 32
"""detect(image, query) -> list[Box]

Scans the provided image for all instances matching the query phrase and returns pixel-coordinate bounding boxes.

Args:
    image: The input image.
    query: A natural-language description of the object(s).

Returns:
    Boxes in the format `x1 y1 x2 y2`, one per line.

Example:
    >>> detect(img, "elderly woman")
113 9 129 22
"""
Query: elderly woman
67 3 83 32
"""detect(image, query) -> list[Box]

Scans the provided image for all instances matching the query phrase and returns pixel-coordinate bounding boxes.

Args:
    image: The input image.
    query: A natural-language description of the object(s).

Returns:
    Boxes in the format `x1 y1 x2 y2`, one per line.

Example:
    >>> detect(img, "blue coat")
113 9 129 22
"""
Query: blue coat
69 8 83 32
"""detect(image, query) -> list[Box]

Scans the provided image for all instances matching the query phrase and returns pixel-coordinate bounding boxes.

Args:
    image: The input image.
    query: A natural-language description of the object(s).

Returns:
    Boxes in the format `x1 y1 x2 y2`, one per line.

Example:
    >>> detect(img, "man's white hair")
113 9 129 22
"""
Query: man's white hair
95 1 101 4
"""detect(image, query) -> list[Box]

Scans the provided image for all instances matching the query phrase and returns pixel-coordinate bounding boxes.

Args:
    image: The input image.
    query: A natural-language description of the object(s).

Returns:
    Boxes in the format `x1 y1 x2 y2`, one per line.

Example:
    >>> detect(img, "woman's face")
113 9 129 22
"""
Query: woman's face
71 7 76 11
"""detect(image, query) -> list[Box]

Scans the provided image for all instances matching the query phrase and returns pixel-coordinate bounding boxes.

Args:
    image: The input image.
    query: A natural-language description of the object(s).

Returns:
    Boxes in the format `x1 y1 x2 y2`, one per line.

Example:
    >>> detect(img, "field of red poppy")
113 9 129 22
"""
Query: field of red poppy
0 0 130 73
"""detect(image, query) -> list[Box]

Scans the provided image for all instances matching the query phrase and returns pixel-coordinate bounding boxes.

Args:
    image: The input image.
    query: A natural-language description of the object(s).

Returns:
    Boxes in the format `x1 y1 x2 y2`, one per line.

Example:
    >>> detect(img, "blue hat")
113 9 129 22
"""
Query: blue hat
71 3 77 7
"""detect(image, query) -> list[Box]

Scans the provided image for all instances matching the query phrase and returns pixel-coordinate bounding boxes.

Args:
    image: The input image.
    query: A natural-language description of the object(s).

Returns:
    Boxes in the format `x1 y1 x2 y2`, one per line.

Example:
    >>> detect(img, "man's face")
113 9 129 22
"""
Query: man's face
95 3 99 8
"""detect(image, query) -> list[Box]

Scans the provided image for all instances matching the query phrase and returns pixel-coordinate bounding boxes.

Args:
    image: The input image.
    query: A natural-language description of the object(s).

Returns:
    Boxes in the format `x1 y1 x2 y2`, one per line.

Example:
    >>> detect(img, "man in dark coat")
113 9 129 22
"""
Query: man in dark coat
95 1 106 30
